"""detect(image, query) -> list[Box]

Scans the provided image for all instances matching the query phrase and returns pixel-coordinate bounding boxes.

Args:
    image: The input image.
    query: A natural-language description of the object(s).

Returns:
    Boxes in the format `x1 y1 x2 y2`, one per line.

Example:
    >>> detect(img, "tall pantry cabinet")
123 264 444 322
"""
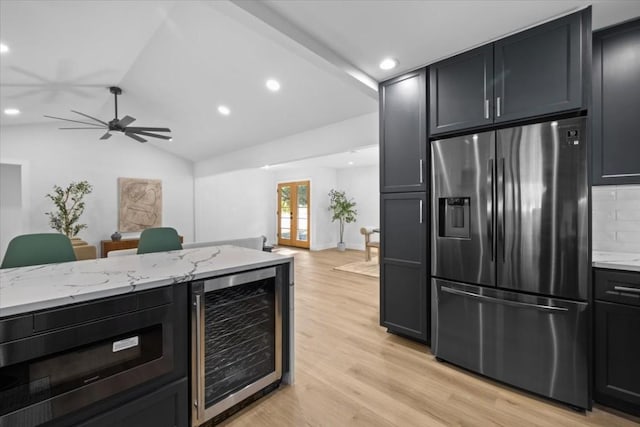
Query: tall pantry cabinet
379 68 430 343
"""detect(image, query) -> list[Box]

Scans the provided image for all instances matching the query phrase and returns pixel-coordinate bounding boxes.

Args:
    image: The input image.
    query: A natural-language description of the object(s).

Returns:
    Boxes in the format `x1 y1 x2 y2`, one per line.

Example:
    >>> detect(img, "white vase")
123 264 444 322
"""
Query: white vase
337 242 346 251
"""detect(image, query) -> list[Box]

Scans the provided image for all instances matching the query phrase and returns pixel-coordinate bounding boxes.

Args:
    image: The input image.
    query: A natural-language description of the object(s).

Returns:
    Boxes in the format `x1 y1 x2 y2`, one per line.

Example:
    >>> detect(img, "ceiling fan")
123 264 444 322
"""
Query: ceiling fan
44 86 172 143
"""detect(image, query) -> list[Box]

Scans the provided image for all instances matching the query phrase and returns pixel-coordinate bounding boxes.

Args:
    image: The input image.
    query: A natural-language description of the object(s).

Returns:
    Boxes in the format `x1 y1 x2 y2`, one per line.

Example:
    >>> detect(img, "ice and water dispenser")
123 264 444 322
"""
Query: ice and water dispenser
438 197 470 239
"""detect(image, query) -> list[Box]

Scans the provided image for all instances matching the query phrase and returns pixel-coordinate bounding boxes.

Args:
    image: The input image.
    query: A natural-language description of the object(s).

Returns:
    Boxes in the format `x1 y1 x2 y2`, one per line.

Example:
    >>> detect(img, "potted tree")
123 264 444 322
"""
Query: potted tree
328 189 357 251
45 180 93 238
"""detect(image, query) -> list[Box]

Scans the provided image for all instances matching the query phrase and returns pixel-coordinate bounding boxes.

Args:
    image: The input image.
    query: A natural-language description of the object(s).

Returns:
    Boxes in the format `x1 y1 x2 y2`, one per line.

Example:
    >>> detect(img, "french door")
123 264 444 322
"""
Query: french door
277 181 310 248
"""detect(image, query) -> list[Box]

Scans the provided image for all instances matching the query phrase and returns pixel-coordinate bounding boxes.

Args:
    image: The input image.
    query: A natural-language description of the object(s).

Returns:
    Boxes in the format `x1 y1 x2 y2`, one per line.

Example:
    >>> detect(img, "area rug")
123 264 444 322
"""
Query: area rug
334 258 379 278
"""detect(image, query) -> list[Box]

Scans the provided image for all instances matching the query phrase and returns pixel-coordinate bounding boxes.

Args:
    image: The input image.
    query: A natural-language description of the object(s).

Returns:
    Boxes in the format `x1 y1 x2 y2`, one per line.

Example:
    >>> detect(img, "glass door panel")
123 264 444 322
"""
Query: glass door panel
279 185 291 241
296 184 308 242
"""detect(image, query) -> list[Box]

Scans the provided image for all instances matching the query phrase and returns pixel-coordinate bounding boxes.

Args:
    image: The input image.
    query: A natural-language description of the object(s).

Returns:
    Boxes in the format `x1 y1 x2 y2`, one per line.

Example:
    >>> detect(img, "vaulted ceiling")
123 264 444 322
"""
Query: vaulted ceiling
1 1 639 162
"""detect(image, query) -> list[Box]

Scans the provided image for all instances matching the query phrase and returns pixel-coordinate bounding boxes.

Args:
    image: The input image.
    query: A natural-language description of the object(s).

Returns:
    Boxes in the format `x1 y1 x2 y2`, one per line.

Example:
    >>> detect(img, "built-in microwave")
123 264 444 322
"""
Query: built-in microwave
0 286 183 427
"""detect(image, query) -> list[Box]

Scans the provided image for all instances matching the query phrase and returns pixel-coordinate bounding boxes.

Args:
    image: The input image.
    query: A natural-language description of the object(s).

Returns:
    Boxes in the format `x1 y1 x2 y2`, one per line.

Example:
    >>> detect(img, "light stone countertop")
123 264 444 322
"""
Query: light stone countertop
0 245 293 318
593 251 640 273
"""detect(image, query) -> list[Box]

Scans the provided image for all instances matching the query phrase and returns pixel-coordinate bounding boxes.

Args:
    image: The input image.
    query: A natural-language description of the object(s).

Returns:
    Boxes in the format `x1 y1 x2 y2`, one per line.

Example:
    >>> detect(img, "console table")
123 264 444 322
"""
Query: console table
101 236 184 257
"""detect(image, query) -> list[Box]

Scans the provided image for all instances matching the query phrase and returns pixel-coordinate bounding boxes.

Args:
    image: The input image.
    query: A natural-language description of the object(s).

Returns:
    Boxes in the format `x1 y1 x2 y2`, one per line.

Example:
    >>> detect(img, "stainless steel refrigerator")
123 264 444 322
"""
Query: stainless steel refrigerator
431 117 590 409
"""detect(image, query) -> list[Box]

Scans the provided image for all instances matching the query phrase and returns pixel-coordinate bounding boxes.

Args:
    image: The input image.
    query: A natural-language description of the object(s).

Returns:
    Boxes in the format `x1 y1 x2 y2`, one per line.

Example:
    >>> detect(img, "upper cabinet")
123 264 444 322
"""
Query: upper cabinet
429 45 494 134
380 69 427 193
430 8 590 136
592 18 640 185
494 12 585 123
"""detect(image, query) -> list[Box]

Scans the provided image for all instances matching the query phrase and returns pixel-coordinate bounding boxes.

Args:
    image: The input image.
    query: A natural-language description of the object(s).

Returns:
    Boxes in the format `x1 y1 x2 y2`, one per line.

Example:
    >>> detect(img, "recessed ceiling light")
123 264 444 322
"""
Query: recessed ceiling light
3 108 20 116
169 138 173 142
217 105 230 116
348 161 354 165
379 58 398 70
0 43 9 54
266 79 280 92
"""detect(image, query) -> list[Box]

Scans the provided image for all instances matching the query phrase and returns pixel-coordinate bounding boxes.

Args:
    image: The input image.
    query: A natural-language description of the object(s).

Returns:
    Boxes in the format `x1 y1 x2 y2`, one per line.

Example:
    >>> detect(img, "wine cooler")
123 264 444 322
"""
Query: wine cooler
190 267 283 426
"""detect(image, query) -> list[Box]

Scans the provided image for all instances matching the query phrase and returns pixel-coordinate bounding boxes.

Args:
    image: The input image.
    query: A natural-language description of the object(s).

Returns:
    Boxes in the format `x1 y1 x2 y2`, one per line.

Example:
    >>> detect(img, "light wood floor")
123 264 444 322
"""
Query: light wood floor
219 248 639 426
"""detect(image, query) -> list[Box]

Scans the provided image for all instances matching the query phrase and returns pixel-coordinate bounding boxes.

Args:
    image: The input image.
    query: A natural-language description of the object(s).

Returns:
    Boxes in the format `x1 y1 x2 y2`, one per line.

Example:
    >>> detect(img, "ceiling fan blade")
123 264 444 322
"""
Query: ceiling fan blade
124 127 171 132
127 130 172 140
100 132 112 140
59 127 104 130
117 115 136 128
125 132 147 143
44 115 108 128
70 110 109 126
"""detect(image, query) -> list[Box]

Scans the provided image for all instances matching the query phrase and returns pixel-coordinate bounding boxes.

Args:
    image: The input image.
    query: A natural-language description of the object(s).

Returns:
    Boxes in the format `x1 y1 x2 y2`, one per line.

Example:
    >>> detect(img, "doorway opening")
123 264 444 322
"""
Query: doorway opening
277 181 310 249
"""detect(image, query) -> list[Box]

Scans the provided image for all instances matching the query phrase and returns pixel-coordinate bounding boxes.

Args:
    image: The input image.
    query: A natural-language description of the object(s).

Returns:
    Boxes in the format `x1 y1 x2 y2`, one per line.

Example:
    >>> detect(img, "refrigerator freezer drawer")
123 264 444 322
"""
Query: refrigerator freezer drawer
432 279 589 409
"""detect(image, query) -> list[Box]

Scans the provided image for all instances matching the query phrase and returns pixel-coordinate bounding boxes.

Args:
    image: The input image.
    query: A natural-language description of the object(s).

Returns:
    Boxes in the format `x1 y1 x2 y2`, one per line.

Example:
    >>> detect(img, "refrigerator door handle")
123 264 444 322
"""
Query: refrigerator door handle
499 157 506 262
440 286 569 313
419 199 423 224
496 96 501 117
487 159 494 261
419 159 424 184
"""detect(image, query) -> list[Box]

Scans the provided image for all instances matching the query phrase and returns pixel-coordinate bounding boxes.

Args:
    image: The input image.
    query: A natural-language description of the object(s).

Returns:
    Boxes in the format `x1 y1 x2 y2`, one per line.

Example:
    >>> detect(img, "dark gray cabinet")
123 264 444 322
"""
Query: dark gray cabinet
429 45 494 134
380 192 428 342
380 69 427 193
429 8 589 136
494 12 586 123
78 379 188 427
594 268 640 416
592 18 640 185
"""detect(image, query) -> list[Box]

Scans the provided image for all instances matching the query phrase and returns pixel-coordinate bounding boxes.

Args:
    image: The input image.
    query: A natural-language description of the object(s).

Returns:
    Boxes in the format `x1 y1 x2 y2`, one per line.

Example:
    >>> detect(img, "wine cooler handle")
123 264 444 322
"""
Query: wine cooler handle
193 292 204 422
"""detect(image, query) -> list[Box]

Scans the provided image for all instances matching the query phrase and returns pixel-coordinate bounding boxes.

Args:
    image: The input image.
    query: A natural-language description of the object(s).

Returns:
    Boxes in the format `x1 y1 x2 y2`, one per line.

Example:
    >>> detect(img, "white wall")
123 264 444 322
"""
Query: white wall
195 112 378 177
592 185 640 254
0 124 195 252
0 163 23 261
336 166 379 250
194 168 276 244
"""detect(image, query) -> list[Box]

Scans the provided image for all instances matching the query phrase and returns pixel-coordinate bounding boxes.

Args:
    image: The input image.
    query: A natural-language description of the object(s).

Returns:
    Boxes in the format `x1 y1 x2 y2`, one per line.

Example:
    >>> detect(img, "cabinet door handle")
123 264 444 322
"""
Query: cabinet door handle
484 99 489 119
419 200 423 224
496 97 501 117
614 286 640 294
419 159 424 184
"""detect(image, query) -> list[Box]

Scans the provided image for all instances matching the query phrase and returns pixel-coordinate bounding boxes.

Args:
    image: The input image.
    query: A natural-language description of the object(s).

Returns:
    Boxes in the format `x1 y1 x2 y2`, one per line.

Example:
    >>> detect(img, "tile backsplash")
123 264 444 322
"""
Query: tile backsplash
592 185 640 254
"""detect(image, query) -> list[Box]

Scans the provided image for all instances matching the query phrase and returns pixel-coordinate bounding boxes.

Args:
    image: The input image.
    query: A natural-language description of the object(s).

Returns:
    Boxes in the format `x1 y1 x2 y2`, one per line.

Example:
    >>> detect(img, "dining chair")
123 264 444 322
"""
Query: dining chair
1 233 77 269
137 227 183 254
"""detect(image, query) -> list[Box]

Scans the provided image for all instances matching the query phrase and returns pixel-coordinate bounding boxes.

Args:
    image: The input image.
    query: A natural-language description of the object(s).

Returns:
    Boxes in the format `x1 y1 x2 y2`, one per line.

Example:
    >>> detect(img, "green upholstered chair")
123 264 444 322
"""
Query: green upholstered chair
1 233 77 269
137 227 183 254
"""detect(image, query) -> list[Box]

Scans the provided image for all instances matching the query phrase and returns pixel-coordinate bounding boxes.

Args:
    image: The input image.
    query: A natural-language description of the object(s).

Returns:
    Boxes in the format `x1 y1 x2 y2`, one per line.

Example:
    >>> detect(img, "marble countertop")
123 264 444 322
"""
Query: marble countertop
593 251 640 273
0 245 293 317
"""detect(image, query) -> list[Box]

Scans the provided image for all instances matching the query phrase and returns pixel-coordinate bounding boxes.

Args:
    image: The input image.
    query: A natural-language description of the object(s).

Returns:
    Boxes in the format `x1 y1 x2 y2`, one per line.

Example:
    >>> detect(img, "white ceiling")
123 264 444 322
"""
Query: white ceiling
265 0 640 81
1 1 639 162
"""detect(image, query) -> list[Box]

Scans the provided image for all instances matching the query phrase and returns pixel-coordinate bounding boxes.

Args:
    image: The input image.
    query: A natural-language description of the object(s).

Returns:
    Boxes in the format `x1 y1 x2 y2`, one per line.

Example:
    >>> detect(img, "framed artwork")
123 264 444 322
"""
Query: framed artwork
118 178 162 232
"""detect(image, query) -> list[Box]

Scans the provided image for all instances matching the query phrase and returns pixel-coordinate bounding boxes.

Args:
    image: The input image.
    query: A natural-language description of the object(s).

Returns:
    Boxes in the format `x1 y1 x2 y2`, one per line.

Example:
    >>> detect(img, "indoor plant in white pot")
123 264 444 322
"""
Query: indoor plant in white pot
45 180 93 238
328 189 357 251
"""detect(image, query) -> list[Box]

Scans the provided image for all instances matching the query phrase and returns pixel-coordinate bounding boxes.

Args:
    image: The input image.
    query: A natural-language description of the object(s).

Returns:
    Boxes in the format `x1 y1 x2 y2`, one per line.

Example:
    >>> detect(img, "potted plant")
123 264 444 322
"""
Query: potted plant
45 180 93 238
328 189 357 251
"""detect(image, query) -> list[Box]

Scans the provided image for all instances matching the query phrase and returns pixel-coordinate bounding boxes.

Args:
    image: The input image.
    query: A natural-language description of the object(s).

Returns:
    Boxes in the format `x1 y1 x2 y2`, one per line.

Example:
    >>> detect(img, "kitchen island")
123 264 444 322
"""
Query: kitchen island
0 245 294 427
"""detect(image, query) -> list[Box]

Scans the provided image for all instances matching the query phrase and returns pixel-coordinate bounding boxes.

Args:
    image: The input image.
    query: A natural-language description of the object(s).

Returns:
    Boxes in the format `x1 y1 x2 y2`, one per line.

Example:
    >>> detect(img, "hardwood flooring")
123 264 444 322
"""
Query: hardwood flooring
219 248 639 426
